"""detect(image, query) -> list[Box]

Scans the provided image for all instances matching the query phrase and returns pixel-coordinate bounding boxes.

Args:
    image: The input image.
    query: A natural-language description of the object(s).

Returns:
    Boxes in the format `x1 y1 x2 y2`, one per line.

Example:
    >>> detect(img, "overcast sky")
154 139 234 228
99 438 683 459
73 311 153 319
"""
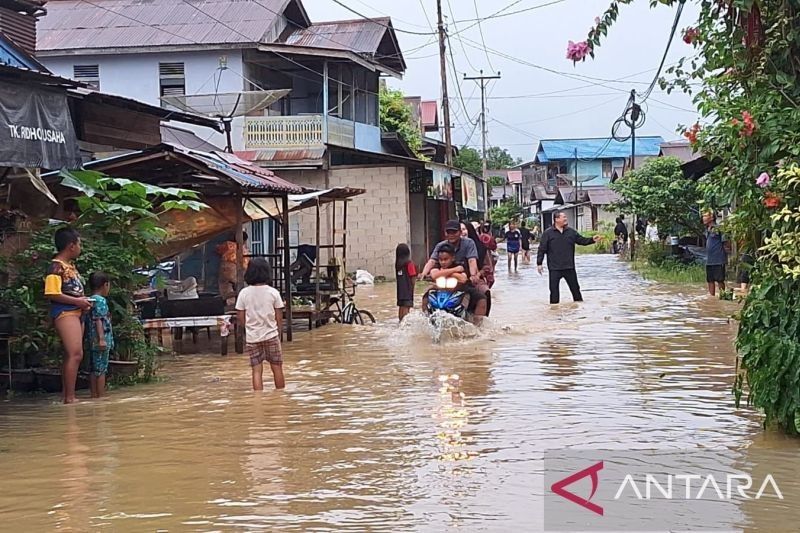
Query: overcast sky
305 0 701 160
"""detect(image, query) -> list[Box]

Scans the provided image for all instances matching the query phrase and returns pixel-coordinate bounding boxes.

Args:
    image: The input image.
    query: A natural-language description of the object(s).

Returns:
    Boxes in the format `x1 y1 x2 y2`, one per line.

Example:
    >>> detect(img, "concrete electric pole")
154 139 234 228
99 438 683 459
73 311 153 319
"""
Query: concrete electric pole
464 70 501 173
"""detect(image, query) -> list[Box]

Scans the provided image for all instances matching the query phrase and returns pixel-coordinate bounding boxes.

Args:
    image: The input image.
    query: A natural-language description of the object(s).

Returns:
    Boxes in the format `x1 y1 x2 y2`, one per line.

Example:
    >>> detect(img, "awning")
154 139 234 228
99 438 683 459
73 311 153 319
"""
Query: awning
245 187 365 220
0 80 82 169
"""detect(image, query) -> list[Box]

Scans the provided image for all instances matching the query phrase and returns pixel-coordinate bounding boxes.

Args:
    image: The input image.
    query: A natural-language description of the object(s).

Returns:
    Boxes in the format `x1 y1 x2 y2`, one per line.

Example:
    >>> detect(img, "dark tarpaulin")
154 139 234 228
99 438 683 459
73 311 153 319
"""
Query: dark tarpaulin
0 82 82 170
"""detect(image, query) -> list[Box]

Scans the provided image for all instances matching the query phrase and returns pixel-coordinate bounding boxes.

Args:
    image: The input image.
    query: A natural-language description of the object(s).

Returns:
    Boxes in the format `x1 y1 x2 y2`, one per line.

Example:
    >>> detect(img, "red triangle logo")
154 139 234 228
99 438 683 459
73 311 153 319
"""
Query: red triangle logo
551 461 604 516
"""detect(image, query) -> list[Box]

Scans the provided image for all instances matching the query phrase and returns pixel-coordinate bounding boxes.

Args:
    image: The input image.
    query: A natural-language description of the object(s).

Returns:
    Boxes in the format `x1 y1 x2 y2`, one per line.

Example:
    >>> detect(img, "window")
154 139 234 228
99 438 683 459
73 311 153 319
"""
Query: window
73 64 99 90
602 159 613 179
159 62 186 104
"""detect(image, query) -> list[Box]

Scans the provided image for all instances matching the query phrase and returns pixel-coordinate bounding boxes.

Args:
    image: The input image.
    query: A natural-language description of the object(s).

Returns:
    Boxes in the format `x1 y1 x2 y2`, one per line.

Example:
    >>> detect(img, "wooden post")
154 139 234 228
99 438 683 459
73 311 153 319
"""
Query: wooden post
331 199 337 291
436 0 453 166
315 199 321 325
322 61 329 144
343 200 348 280
282 194 293 341
235 193 245 292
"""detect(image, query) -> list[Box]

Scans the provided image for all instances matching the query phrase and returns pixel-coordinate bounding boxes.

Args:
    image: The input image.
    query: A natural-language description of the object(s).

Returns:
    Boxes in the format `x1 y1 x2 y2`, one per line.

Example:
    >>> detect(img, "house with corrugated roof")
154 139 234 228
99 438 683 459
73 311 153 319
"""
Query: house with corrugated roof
534 136 664 187
35 0 473 277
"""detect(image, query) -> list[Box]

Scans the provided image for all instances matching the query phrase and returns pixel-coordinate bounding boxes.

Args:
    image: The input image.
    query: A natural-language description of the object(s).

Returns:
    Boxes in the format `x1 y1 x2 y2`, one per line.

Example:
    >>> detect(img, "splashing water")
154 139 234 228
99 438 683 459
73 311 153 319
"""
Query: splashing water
395 309 481 344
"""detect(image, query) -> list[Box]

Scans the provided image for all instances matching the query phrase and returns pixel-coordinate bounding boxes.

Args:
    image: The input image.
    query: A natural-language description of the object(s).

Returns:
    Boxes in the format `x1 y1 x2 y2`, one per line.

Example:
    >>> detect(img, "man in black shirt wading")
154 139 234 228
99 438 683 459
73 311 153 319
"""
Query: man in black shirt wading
536 211 602 304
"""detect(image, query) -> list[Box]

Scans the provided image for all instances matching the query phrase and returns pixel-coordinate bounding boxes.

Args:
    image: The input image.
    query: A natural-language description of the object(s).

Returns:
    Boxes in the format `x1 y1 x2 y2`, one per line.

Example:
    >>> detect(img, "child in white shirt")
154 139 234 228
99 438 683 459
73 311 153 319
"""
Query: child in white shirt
235 258 286 390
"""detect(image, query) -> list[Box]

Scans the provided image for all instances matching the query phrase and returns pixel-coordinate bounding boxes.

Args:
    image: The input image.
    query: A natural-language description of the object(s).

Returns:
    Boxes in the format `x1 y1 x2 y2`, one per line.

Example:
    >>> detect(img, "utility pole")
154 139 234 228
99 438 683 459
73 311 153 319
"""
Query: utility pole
464 70 502 174
628 89 641 260
436 0 453 166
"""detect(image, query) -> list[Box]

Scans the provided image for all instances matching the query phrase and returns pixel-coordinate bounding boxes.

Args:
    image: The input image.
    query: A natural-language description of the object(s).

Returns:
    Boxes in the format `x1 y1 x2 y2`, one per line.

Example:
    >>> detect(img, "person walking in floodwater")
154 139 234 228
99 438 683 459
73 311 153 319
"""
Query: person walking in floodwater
536 211 601 304
235 258 286 390
395 243 417 322
505 221 522 272
44 227 94 404
519 221 533 264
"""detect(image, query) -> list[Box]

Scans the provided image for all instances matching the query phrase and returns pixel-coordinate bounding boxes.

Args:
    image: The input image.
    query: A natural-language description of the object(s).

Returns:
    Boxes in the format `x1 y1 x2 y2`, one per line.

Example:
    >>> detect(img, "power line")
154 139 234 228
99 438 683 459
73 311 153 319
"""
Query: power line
508 95 622 125
329 0 435 35
640 1 684 102
446 33 478 125
445 0 478 72
472 0 496 71
454 0 569 25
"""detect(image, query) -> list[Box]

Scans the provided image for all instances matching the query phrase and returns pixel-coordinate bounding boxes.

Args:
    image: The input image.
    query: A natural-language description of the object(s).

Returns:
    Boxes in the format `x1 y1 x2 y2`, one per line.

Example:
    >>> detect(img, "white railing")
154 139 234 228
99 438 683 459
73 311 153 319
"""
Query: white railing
244 115 373 151
244 115 324 149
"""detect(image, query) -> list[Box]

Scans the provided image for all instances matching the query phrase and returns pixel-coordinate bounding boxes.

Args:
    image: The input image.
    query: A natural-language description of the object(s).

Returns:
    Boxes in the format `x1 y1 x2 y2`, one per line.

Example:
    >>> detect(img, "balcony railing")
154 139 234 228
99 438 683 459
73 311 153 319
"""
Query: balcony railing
244 115 373 151
245 115 324 148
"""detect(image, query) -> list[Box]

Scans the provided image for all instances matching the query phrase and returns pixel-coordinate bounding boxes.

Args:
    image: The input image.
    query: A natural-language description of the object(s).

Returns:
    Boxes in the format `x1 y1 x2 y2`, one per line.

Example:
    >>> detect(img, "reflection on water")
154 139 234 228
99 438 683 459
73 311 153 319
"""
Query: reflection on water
1 254 798 531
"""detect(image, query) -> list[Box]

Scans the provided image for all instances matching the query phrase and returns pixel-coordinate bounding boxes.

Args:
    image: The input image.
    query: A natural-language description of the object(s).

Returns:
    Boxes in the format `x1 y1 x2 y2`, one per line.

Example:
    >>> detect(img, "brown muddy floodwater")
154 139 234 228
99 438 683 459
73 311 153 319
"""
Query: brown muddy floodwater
2 254 799 532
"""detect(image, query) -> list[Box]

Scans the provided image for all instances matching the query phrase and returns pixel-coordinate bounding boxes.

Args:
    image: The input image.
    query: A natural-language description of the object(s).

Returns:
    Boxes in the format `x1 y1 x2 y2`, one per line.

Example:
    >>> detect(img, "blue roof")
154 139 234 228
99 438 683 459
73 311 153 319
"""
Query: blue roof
0 34 47 72
536 136 664 163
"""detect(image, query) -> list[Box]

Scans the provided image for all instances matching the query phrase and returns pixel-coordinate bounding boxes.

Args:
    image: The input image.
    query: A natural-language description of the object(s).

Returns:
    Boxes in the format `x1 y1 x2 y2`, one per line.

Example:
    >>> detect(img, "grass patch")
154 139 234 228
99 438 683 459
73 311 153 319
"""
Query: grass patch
631 259 706 283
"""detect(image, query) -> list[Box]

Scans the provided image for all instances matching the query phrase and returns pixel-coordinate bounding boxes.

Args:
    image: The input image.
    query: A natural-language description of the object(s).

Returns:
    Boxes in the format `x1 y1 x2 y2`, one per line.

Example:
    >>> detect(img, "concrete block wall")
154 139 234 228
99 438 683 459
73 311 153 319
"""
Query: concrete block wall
330 166 410 279
277 166 410 279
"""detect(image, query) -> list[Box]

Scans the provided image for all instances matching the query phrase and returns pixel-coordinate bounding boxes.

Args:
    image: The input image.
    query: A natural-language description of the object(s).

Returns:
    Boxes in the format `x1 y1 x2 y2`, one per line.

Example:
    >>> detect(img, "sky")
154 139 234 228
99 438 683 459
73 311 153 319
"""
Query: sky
304 0 702 161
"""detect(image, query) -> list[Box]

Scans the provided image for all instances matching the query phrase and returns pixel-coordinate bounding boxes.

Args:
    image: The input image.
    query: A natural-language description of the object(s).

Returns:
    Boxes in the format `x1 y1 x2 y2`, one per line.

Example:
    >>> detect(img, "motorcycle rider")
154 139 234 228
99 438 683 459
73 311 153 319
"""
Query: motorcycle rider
424 244 470 315
420 220 488 323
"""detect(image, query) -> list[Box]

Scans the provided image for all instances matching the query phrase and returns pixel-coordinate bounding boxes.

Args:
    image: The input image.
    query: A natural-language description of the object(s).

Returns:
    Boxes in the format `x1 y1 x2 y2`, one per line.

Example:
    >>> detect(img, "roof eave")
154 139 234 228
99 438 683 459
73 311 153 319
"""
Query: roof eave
258 44 403 79
36 42 257 58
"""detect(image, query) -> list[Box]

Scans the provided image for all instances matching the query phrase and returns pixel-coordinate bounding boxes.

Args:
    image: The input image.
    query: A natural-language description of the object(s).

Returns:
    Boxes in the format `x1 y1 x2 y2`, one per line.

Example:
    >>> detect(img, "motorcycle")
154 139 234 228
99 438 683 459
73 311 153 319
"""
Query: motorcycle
424 276 469 320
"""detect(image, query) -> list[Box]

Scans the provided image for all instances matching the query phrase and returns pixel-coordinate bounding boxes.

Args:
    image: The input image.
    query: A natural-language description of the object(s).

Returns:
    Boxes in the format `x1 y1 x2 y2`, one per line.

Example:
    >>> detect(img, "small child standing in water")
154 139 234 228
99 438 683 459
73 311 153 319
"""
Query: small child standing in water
235 258 286 390
86 272 114 398
395 243 417 321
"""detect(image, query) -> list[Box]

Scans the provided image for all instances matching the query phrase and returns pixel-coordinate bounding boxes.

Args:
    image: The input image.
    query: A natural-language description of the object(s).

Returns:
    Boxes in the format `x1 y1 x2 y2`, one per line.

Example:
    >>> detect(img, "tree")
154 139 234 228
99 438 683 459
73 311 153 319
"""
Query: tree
489 199 523 227
611 156 703 237
486 146 522 169
487 175 506 187
453 147 482 175
454 145 522 176
574 1 800 434
379 86 424 158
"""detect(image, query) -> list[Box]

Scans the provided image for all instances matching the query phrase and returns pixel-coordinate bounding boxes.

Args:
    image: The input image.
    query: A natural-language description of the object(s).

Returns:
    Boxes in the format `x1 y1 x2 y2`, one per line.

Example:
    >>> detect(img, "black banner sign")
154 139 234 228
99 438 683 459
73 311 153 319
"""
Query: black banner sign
0 82 82 169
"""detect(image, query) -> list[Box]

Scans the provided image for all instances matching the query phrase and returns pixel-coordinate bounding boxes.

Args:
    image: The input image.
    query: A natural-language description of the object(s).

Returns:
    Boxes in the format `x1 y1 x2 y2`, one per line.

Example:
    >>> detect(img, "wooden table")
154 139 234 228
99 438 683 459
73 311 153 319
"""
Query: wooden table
142 315 242 355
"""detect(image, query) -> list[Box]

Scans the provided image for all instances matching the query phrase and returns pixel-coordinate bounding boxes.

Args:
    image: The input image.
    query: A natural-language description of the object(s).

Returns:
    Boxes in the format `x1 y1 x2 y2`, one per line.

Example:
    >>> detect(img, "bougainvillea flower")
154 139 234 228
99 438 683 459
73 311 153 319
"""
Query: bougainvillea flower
740 111 756 137
682 27 699 44
684 123 701 144
756 172 771 188
566 40 590 62
763 192 781 209
595 17 601 25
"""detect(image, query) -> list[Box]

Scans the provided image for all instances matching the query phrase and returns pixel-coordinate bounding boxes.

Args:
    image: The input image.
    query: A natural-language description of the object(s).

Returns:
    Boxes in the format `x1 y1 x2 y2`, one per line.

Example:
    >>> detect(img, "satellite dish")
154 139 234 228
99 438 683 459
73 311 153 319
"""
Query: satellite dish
161 89 291 119
161 89 291 152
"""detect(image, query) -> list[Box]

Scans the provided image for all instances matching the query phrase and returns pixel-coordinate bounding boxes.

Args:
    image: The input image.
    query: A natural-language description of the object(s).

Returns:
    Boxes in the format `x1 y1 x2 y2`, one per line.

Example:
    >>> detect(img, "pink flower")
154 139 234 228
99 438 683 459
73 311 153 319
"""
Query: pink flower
683 27 699 45
566 40 590 62
756 172 771 188
595 17 601 25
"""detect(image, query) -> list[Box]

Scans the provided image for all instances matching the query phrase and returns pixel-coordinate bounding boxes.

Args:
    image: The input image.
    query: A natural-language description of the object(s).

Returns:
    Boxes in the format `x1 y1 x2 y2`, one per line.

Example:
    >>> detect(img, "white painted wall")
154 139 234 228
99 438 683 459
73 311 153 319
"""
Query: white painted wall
41 50 246 150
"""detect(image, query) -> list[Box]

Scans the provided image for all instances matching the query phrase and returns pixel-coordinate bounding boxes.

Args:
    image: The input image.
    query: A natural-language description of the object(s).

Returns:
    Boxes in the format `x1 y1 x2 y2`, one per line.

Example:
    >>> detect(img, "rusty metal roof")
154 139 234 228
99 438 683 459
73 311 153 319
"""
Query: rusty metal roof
37 0 288 53
235 148 326 166
82 143 304 195
284 17 388 53
281 17 405 73
586 186 621 206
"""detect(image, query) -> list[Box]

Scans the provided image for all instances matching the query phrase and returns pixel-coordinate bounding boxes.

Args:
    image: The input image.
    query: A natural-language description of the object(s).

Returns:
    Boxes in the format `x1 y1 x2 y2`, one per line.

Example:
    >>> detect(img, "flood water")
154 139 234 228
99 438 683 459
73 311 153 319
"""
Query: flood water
2 254 799 531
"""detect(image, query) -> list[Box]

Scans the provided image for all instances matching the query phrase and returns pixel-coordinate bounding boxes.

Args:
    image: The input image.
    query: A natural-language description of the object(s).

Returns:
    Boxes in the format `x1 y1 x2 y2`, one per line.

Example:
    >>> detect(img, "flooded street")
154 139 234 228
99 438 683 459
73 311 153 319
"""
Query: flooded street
2 254 799 531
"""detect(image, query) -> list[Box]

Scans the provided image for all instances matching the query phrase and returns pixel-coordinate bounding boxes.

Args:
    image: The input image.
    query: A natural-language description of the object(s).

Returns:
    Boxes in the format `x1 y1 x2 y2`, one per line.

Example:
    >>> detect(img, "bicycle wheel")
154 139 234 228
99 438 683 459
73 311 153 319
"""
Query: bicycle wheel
356 310 376 324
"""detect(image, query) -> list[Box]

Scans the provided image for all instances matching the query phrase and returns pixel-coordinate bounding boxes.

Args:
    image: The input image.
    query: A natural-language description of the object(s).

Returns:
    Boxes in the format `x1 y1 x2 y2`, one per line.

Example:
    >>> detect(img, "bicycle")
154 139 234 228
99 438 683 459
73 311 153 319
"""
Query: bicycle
329 282 375 325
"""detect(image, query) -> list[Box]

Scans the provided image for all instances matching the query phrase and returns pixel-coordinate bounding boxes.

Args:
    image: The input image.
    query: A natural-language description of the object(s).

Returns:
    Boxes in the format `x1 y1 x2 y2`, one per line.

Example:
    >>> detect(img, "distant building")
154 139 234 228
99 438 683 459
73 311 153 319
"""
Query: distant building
533 136 664 187
530 136 662 231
